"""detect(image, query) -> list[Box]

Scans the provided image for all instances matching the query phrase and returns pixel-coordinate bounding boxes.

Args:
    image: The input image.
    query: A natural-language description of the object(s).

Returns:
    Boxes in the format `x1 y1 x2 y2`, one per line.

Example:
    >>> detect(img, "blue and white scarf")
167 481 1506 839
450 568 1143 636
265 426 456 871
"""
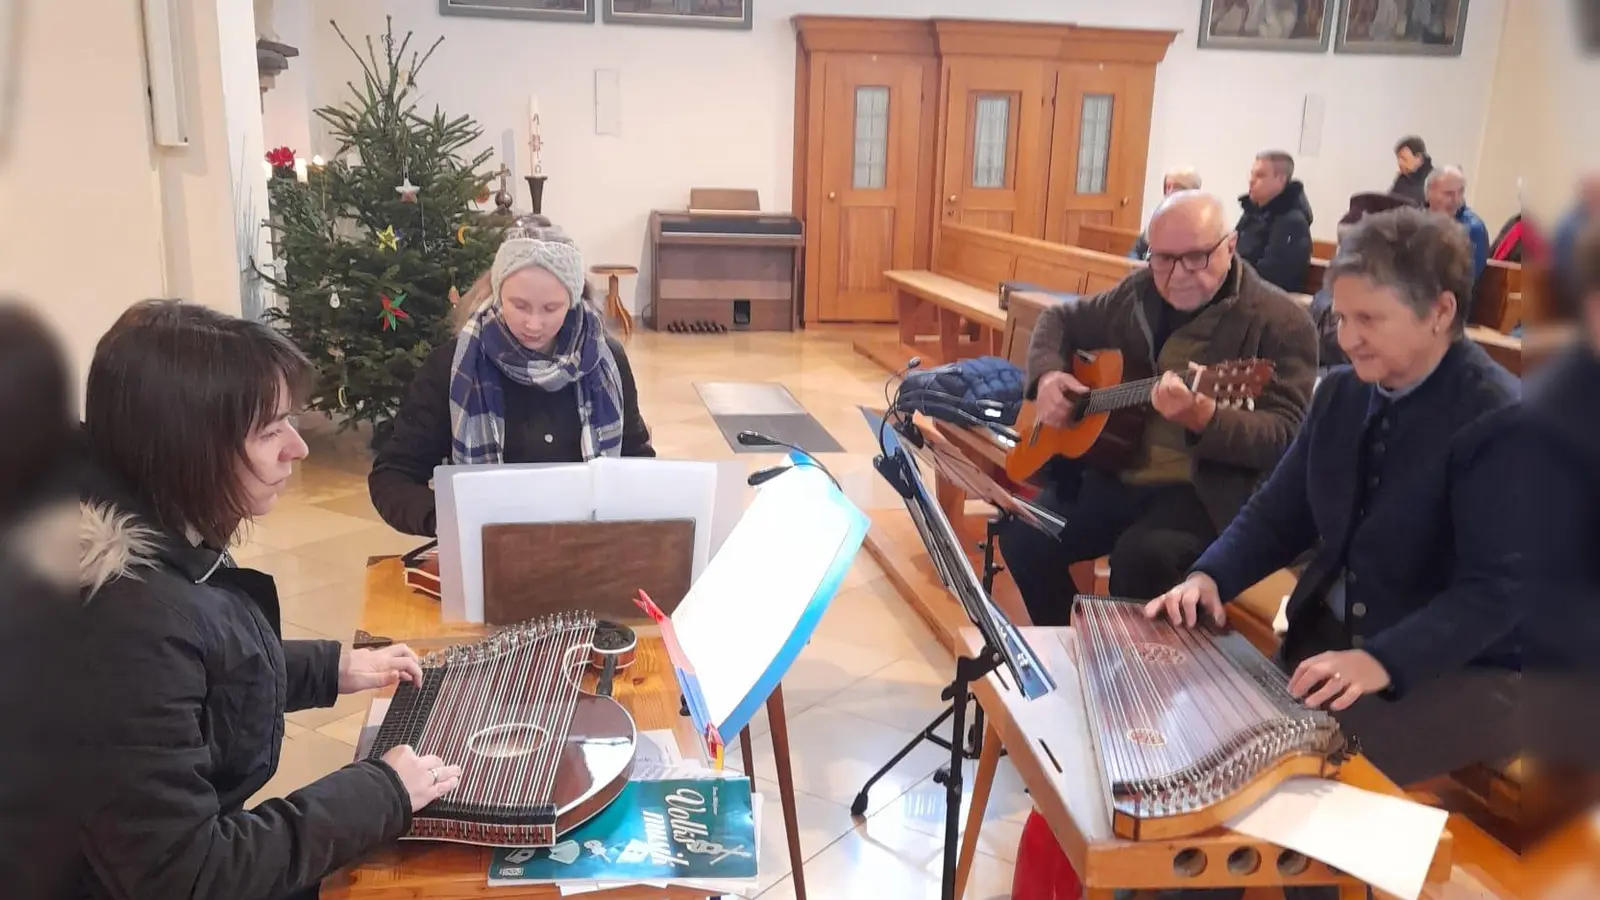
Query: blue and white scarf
448 239 625 465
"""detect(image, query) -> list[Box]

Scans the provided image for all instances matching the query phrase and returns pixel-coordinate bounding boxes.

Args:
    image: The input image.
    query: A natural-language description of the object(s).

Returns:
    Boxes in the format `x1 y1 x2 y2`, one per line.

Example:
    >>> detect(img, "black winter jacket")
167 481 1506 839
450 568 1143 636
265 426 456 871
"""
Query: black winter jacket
1235 180 1315 293
1389 156 1434 207
369 335 655 537
62 475 411 900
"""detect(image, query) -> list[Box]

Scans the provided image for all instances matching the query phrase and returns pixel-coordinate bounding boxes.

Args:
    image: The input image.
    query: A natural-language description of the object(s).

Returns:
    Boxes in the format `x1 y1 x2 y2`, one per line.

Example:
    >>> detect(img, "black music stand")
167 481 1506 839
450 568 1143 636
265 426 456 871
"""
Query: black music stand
857 406 1060 900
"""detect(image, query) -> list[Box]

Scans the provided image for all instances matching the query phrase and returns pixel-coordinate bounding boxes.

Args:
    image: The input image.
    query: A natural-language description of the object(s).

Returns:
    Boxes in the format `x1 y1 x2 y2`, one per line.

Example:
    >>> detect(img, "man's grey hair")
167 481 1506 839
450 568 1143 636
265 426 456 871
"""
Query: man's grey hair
1327 207 1472 337
1164 166 1202 190
1151 190 1230 241
1255 150 1295 180
1424 164 1467 191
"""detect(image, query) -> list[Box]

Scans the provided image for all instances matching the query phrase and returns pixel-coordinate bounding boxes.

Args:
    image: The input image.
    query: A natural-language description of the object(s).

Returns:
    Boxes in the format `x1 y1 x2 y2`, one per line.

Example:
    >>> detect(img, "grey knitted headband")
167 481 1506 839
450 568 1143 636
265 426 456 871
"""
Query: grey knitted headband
490 237 585 307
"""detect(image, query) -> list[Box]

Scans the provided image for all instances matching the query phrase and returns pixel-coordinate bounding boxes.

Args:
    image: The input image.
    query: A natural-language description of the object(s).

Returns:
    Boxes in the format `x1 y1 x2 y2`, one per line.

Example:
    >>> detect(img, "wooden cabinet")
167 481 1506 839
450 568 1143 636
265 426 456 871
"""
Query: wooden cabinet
793 17 1174 324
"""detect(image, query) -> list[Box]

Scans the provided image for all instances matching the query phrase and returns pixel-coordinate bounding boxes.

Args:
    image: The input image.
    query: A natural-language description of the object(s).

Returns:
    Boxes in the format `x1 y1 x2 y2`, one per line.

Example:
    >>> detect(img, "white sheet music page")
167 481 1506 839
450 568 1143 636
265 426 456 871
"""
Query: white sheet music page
589 457 721 580
1226 776 1448 900
671 465 852 730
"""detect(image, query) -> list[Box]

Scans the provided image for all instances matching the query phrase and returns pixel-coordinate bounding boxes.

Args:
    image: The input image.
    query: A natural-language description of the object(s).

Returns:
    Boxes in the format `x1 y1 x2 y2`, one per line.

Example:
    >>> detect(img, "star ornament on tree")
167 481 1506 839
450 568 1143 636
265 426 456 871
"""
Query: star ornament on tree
377 292 412 331
376 225 399 252
396 177 420 202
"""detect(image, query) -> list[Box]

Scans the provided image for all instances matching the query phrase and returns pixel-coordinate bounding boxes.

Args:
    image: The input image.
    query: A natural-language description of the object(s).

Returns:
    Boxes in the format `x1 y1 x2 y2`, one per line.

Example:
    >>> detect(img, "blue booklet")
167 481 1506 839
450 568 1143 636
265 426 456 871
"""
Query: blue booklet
487 777 758 884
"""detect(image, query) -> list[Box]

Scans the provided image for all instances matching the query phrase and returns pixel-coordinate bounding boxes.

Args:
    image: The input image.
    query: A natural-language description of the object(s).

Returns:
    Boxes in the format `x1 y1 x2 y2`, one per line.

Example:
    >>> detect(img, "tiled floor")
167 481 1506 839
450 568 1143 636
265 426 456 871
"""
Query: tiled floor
244 329 1027 898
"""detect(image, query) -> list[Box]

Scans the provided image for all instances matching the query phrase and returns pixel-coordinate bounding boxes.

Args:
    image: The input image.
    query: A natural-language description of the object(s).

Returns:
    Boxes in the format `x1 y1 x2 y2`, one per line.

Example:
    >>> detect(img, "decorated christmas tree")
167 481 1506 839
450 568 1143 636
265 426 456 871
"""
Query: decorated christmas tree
262 17 505 439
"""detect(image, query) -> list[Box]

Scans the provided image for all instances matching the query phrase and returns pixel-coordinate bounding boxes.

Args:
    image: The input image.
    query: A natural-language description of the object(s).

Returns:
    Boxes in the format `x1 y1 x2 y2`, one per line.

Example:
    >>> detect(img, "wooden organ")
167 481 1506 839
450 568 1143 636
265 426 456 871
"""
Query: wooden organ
1072 595 1349 840
365 611 638 847
647 188 803 333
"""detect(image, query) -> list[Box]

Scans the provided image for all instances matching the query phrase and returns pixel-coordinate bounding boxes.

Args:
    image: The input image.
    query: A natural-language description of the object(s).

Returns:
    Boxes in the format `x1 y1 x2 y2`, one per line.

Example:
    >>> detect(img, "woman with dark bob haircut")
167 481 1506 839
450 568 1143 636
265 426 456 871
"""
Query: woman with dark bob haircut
64 300 462 900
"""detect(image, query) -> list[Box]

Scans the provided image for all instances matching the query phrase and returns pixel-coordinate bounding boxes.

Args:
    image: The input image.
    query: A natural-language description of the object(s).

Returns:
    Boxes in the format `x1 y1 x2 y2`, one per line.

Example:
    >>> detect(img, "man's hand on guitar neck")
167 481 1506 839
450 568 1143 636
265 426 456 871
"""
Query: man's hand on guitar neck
1151 363 1218 433
1035 370 1090 427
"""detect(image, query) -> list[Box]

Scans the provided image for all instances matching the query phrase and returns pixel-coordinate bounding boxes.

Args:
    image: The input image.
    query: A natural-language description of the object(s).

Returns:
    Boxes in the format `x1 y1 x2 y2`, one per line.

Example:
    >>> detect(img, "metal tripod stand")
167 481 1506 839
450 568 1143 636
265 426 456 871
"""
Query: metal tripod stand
849 513 1011 817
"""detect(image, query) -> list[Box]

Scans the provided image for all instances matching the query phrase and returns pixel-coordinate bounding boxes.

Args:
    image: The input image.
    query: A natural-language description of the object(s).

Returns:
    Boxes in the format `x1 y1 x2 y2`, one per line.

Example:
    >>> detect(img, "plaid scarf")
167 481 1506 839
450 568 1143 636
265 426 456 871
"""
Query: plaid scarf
448 297 625 465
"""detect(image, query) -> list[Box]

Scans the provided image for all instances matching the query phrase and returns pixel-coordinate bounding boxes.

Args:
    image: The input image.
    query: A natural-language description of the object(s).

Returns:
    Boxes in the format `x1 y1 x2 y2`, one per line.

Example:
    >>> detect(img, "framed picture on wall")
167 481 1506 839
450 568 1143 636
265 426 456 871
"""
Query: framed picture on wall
1335 0 1470 56
1198 0 1334 52
602 0 753 30
439 0 595 23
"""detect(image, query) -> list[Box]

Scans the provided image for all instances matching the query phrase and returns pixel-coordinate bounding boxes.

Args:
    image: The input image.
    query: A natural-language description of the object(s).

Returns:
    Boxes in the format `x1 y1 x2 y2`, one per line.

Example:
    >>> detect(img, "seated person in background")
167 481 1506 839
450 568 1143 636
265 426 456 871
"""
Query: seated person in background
1424 164 1490 288
999 191 1317 626
64 300 458 900
1130 165 1202 261
1523 218 1600 773
1309 192 1416 370
370 230 654 536
1552 171 1600 312
1388 134 1434 206
1149 207 1521 802
1235 150 1315 293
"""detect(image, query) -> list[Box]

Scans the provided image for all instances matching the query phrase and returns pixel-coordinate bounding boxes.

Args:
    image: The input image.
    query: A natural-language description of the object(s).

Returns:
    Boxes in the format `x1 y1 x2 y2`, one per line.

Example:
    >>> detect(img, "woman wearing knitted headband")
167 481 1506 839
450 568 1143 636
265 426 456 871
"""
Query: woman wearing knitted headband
369 231 654 536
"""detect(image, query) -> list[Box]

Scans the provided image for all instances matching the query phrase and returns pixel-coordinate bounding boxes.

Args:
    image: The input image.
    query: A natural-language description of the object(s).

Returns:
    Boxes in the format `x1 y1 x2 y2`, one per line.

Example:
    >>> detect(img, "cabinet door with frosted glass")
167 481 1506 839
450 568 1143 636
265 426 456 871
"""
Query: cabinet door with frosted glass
1044 63 1155 248
938 58 1054 238
815 56 932 322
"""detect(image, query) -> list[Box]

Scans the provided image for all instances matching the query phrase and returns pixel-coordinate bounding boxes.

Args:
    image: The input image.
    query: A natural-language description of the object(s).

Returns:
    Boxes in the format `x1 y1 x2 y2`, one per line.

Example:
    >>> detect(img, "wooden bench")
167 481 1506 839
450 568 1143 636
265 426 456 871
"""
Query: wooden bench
853 270 1006 374
853 222 1143 373
1076 221 1140 257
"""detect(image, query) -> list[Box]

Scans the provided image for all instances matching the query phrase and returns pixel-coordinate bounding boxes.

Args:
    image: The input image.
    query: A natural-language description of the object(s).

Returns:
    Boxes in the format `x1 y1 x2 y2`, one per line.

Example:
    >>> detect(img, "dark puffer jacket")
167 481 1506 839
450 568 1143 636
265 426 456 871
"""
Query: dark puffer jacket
56 474 412 900
1235 180 1315 294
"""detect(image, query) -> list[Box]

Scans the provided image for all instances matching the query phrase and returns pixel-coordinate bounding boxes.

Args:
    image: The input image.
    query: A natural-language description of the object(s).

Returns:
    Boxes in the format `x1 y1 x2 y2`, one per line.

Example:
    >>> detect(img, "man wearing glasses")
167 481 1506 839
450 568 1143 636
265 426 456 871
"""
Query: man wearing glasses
998 191 1318 627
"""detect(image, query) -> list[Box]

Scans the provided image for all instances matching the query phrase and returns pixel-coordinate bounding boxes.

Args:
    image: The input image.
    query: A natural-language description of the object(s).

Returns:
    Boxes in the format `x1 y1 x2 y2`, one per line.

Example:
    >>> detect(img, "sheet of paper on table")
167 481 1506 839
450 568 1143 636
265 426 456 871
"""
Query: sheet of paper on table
550 792 764 896
1227 776 1449 900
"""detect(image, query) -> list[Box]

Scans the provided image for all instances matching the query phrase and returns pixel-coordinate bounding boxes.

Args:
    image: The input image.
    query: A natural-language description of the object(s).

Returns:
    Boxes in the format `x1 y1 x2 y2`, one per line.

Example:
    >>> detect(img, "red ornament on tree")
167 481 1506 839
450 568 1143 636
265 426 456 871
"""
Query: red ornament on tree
376 292 412 331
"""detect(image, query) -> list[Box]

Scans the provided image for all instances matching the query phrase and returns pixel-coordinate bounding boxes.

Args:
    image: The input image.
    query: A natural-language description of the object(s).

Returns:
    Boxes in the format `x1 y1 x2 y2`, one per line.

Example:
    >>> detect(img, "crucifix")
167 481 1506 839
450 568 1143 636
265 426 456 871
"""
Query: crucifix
493 163 514 217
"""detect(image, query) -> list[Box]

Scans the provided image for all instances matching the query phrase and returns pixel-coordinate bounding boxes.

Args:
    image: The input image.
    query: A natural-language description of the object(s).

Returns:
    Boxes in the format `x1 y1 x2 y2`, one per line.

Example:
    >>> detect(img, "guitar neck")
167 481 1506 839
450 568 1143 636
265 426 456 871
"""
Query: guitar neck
1082 374 1168 414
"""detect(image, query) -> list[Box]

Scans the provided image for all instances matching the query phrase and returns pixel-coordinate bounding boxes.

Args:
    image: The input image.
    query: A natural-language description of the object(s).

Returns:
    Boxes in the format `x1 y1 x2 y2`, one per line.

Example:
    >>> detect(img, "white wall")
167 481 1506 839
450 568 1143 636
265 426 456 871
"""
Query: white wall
0 0 168 384
0 0 270 387
303 0 1506 312
259 0 318 171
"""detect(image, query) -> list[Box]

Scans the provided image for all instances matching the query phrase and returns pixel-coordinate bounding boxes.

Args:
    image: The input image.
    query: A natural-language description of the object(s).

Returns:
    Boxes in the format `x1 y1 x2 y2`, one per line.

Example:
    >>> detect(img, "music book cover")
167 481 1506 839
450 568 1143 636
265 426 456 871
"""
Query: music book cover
663 457 870 751
486 777 758 885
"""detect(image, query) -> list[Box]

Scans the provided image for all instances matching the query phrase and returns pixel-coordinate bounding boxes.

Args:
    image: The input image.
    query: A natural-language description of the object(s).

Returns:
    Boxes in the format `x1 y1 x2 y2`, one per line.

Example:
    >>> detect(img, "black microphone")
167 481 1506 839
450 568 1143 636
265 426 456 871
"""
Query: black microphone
737 430 842 490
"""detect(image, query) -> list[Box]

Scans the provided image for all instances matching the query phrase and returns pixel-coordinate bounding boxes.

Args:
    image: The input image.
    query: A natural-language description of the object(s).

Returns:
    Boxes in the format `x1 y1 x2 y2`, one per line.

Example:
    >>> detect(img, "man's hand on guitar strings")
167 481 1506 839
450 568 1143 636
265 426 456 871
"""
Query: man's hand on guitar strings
1151 363 1218 432
1035 370 1089 427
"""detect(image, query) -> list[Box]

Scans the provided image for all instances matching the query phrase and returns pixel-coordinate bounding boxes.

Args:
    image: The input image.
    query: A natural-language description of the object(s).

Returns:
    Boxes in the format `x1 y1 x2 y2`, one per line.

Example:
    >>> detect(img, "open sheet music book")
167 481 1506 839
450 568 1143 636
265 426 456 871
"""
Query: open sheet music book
640 458 870 761
434 458 746 622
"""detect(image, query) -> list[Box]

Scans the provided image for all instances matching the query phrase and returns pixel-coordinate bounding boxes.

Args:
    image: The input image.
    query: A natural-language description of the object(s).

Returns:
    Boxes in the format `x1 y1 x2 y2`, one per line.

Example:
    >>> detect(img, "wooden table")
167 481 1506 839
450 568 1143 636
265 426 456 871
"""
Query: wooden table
323 557 809 899
950 626 1454 900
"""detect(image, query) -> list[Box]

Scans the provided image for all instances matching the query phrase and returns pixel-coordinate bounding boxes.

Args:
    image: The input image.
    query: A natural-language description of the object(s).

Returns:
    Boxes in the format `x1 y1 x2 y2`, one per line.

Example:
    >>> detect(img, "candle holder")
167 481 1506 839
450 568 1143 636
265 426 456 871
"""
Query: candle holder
525 174 548 216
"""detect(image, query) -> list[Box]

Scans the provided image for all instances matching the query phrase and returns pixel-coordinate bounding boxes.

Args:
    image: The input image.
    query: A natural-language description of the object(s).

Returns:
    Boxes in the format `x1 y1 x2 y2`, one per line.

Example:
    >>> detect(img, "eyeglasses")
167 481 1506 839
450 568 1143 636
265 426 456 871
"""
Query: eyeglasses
1148 234 1231 273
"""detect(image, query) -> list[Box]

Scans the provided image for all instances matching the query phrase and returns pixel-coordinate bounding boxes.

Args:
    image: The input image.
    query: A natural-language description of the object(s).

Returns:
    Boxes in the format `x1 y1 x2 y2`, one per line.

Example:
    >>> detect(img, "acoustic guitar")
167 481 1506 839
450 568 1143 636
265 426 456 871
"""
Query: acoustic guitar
1004 349 1275 483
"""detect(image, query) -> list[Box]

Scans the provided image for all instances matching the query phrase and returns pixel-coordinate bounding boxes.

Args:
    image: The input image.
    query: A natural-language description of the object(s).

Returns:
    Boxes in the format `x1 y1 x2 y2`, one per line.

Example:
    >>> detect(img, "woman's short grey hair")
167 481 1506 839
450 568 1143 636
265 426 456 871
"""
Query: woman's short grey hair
1326 207 1473 336
1164 166 1202 190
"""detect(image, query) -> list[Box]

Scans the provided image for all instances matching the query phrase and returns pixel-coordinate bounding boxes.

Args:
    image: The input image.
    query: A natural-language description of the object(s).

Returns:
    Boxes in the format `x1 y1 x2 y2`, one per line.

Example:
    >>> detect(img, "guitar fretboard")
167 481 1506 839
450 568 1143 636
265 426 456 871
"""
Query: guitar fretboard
1081 373 1179 416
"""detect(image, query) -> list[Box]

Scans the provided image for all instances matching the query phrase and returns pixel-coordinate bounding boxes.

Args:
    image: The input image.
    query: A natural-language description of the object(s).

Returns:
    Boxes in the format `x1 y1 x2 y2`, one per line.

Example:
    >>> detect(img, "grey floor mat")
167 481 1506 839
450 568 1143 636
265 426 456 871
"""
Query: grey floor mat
694 382 843 453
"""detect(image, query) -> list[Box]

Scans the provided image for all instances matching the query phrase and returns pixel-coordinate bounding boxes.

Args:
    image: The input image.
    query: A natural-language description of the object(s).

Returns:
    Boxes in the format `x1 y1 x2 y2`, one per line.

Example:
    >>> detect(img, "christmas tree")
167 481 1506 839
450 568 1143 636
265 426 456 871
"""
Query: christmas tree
262 17 505 439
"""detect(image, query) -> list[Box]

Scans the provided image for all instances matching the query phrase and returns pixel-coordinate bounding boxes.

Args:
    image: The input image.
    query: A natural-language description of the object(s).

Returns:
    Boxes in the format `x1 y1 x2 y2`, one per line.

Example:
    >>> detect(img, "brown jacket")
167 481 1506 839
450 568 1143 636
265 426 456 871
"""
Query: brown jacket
1024 259 1318 532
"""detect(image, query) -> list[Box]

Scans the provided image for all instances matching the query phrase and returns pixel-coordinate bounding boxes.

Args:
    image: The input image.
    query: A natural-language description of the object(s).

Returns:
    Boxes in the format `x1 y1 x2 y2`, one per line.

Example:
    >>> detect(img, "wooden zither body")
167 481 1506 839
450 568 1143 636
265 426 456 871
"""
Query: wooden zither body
365 611 638 847
1071 596 1348 840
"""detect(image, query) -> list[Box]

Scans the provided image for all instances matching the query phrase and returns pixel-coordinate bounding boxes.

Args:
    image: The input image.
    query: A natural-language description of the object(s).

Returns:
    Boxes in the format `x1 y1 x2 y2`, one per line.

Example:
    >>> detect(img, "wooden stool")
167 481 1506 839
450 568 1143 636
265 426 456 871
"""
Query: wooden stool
590 264 637 339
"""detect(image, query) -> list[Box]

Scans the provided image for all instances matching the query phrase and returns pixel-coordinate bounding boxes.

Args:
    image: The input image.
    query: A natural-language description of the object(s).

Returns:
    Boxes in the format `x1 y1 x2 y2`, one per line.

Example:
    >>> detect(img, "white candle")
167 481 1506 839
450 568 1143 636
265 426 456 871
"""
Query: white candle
262 160 273 180
311 155 325 167
294 158 309 183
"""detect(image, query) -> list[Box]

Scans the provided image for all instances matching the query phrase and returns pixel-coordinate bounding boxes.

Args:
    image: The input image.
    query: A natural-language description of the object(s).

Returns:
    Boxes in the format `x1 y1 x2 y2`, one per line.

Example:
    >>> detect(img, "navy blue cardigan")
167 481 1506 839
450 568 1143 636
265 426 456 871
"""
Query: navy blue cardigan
1191 339 1521 699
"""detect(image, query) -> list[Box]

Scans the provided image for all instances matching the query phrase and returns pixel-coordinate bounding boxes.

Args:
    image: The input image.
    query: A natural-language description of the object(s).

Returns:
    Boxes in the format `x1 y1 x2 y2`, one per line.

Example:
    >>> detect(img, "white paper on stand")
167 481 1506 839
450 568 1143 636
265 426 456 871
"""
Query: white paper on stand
1227 776 1448 900
435 459 740 623
669 464 856 733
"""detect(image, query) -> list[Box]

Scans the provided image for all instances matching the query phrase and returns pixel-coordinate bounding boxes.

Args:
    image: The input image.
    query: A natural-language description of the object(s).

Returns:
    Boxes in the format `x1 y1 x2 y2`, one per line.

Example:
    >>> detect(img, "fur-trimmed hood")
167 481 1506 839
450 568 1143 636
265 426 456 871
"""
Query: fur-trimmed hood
78 501 163 599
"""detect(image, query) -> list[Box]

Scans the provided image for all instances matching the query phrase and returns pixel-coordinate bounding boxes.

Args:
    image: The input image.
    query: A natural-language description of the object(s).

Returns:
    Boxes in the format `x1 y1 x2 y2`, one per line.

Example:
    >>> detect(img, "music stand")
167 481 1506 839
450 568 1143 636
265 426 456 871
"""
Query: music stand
859 406 1059 900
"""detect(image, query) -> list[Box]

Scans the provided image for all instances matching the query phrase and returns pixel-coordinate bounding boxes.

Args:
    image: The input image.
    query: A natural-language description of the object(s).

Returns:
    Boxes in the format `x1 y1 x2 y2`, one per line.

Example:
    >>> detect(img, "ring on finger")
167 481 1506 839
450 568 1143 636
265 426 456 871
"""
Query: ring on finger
430 767 440 784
